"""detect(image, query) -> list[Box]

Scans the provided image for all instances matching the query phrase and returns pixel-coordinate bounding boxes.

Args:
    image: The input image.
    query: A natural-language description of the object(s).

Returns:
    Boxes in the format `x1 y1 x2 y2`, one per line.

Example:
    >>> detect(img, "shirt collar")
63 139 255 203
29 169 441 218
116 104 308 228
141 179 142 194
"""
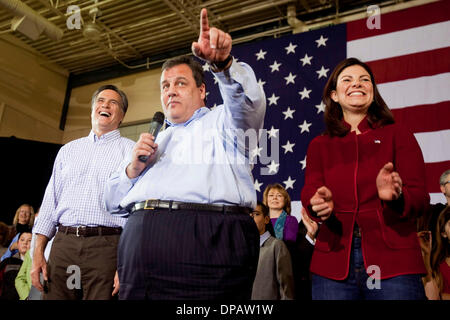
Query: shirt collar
260 231 271 247
88 129 121 143
342 114 374 134
165 107 210 127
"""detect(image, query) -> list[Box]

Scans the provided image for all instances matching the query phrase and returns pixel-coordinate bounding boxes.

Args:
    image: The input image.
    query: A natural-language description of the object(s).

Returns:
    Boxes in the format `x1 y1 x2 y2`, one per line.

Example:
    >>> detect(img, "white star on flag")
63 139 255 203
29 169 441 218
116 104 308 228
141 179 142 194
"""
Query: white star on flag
254 179 263 192
316 66 330 79
285 42 297 54
315 101 326 113
255 49 267 60
299 120 312 133
283 176 296 190
300 156 307 170
202 63 210 72
251 146 263 159
267 93 280 105
299 87 312 100
267 126 279 139
267 160 280 174
284 72 297 85
257 78 266 89
315 35 328 47
269 61 282 72
282 107 295 120
300 53 313 66
281 141 295 154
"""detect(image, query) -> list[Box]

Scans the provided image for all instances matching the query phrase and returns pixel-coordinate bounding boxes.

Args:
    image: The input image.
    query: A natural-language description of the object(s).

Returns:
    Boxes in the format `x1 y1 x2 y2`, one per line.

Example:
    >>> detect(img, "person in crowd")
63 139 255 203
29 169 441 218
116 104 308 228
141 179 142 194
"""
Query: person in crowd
263 184 298 242
30 84 135 300
104 8 265 300
0 231 31 300
251 202 294 300
301 57 429 300
294 208 319 300
14 230 35 300
1 204 35 261
418 169 450 241
431 206 450 299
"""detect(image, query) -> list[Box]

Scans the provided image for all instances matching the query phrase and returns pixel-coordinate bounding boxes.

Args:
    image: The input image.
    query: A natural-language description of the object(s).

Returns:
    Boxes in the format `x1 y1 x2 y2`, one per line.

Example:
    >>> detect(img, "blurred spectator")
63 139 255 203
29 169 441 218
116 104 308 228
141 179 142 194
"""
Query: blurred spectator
431 206 450 299
263 184 298 242
251 202 294 300
0 231 31 300
1 204 35 261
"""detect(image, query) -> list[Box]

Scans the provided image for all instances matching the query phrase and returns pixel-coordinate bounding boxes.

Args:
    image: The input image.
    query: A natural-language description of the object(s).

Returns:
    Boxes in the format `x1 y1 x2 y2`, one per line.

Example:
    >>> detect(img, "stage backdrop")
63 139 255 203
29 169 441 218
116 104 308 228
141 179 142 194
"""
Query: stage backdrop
202 0 450 221
1 137 62 225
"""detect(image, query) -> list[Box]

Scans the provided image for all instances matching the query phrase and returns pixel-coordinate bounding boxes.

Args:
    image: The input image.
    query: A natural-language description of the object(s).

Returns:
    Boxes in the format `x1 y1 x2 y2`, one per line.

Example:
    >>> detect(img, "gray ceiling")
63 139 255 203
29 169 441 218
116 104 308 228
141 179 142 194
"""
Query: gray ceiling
0 0 406 76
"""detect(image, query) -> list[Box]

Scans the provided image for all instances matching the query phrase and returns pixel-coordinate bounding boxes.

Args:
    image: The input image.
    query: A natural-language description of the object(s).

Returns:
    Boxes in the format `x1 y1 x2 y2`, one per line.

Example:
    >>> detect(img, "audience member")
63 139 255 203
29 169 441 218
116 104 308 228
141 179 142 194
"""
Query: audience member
293 208 319 300
0 231 31 300
251 202 294 300
431 206 450 299
31 84 135 300
301 57 429 300
418 169 450 240
262 184 298 242
1 204 35 261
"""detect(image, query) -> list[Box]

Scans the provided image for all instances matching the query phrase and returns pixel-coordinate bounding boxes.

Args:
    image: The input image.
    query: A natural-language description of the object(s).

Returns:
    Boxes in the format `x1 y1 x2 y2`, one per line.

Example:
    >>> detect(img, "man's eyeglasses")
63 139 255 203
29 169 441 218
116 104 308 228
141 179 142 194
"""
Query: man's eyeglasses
443 180 450 186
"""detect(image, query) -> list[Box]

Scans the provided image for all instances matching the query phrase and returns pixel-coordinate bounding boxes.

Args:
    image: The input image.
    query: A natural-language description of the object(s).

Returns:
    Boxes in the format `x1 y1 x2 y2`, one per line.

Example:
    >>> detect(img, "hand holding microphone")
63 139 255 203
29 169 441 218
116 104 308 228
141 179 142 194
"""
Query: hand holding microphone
138 112 165 162
126 112 165 179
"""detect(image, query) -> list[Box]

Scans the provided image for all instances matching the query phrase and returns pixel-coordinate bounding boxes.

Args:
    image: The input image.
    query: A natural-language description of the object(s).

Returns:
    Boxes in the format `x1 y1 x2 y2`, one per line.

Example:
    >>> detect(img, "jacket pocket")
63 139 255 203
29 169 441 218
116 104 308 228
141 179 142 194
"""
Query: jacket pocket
376 209 419 249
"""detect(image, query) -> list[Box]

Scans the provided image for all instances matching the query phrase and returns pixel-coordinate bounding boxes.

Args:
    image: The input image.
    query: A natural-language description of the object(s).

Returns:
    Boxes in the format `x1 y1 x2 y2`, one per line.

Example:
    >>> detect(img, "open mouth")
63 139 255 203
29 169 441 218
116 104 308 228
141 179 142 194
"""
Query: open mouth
99 111 111 117
348 91 365 96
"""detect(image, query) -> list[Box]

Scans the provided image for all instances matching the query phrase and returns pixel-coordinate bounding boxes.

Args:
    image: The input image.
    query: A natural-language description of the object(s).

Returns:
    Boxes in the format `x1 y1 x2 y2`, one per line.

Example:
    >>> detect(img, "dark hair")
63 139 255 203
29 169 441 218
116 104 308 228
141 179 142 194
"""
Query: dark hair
431 206 450 294
161 56 205 88
91 84 129 114
322 57 395 137
256 201 275 236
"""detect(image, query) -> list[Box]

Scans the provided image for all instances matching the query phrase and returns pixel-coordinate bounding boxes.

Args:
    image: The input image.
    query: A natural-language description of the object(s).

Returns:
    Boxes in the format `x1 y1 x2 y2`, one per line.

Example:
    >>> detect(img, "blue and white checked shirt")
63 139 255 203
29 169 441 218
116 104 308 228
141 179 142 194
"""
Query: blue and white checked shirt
33 129 135 239
104 60 266 216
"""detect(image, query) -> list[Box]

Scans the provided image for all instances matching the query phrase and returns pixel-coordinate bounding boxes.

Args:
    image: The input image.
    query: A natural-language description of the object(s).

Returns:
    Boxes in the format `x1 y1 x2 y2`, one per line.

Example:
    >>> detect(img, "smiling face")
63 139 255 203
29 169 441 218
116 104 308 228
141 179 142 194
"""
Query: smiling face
91 89 125 137
267 188 286 211
17 205 31 225
331 64 374 118
160 63 206 124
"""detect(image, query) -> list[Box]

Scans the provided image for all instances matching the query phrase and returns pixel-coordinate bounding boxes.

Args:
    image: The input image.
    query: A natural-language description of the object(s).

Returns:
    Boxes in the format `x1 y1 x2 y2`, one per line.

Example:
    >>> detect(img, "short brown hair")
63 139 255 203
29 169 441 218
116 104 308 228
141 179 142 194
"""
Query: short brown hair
262 183 292 215
323 57 395 137
161 56 205 88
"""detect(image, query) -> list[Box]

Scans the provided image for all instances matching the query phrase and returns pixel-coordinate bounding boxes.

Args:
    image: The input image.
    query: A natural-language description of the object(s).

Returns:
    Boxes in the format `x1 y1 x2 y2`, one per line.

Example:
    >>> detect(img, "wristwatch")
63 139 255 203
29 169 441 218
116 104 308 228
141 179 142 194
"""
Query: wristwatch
210 55 233 72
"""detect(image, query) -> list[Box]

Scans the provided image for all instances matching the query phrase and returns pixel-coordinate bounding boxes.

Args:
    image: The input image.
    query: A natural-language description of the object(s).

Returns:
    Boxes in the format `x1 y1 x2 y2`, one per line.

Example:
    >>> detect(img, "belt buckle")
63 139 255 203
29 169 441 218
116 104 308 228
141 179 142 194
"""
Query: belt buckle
144 199 158 210
76 226 85 237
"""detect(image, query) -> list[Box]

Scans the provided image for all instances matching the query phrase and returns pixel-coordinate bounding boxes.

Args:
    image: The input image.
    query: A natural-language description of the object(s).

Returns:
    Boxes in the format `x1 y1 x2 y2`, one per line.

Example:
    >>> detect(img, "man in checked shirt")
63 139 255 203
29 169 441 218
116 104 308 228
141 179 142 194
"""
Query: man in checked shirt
30 85 135 300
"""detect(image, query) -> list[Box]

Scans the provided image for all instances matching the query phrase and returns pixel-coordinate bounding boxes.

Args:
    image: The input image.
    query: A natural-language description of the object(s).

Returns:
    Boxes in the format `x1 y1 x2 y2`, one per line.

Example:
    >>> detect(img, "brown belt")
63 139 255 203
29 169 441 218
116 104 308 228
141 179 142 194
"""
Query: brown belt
58 224 122 237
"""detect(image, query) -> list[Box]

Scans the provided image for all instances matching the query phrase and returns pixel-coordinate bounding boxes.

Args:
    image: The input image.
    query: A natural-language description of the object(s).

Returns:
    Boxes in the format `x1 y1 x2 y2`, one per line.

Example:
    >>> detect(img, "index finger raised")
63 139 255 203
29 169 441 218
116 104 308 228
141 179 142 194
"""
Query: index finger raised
200 8 210 34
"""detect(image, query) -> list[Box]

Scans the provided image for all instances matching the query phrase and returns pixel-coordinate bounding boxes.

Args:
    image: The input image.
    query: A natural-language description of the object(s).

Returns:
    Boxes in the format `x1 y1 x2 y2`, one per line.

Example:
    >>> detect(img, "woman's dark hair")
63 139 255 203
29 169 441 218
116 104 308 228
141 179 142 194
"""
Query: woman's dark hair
322 57 395 137
431 206 450 294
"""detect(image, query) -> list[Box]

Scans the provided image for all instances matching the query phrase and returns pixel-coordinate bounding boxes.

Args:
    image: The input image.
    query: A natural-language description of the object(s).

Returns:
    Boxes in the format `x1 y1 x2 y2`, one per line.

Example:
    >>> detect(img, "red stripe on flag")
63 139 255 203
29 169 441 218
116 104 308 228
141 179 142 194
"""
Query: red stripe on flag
425 161 450 193
347 0 450 41
367 47 450 84
392 101 450 134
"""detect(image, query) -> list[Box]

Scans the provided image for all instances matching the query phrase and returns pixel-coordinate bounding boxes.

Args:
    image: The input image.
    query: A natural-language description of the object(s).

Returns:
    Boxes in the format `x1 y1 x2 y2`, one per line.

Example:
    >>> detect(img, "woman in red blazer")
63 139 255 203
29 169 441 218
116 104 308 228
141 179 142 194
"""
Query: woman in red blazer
301 58 428 300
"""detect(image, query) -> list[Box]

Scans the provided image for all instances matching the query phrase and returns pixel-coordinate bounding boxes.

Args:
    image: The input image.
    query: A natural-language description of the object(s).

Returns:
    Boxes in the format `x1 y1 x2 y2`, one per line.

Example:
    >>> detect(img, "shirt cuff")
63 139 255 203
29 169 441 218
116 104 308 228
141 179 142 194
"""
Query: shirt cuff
305 233 316 246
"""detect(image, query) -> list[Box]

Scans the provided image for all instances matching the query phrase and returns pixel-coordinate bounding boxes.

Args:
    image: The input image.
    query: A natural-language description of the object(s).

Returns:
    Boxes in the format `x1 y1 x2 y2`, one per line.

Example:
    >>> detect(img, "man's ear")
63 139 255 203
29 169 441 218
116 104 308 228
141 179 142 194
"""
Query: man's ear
264 216 270 225
199 83 206 101
440 185 446 194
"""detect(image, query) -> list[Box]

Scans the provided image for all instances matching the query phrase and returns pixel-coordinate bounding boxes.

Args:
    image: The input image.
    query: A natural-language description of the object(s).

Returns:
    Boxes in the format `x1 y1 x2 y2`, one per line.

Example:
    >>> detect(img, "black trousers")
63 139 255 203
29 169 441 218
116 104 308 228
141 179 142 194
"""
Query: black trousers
117 208 260 300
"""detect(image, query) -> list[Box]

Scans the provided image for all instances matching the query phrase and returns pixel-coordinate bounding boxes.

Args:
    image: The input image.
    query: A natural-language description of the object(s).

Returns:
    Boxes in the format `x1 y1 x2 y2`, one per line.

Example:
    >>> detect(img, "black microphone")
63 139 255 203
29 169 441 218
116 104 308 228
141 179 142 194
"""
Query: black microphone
138 111 165 162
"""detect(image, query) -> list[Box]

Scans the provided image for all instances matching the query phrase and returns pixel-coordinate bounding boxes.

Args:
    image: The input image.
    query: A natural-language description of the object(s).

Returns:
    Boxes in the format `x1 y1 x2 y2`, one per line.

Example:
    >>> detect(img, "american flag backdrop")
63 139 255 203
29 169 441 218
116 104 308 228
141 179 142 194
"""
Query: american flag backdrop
202 0 450 220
